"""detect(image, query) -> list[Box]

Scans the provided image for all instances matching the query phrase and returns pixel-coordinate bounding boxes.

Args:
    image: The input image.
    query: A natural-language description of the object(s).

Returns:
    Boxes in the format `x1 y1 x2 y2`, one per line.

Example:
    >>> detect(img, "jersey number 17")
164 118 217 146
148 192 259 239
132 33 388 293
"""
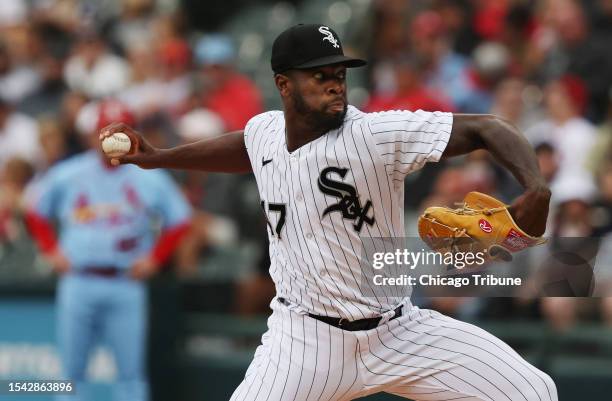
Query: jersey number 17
261 200 287 239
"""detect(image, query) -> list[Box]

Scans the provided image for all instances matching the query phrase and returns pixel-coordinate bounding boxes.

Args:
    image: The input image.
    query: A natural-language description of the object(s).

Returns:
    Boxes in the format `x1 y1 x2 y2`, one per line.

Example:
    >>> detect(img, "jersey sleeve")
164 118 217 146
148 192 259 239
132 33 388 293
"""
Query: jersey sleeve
243 112 277 170
366 109 453 181
243 118 254 156
22 169 64 254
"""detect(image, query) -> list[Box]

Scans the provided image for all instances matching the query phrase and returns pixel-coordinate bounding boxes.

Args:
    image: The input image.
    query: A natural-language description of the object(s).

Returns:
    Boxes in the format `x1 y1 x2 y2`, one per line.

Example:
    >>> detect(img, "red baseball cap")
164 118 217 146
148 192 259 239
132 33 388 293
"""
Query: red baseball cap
96 100 136 131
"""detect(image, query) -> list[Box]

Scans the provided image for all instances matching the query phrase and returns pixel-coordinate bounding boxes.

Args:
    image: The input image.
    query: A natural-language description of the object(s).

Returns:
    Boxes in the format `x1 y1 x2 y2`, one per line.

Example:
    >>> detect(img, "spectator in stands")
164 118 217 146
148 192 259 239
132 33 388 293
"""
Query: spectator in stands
497 2 535 67
430 0 479 56
195 34 263 131
535 142 559 185
0 97 42 170
63 29 130 98
0 37 41 105
409 10 470 112
108 0 155 53
157 38 192 115
363 55 453 112
490 77 542 131
119 35 191 119
18 45 68 118
454 41 512 113
0 157 33 245
525 75 598 204
118 41 165 117
528 0 612 122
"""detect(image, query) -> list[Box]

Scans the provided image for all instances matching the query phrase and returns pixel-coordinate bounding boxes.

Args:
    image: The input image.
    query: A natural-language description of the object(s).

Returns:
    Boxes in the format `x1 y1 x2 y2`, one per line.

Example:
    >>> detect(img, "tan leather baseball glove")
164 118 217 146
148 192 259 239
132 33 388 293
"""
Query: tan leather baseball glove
418 191 547 262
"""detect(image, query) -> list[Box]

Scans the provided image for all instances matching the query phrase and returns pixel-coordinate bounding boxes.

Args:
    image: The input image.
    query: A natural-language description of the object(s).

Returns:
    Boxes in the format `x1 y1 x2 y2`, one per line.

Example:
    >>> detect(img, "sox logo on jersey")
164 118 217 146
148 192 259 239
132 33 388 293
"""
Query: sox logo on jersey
233 106 558 401
318 166 375 232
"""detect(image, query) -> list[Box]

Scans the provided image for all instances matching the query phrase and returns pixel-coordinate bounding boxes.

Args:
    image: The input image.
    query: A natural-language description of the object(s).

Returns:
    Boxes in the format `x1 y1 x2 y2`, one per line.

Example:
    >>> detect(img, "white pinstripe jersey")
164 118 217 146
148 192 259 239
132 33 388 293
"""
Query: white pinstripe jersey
244 105 453 320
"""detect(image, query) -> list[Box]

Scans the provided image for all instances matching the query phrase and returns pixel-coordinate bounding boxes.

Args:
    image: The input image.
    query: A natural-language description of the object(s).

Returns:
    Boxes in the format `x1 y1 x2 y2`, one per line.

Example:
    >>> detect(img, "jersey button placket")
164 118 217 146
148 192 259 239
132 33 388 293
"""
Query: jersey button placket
291 153 309 240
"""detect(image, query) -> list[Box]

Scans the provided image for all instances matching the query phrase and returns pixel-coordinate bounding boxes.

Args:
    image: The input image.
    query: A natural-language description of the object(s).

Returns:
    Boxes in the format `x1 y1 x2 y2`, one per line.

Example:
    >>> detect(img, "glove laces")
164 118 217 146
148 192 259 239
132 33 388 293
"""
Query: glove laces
453 202 507 216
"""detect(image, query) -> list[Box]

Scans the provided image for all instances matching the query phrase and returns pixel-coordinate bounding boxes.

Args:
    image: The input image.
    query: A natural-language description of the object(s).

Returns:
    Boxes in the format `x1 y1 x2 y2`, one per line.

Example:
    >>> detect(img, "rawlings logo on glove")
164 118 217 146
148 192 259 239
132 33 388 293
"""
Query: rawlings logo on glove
418 192 547 262
479 219 493 233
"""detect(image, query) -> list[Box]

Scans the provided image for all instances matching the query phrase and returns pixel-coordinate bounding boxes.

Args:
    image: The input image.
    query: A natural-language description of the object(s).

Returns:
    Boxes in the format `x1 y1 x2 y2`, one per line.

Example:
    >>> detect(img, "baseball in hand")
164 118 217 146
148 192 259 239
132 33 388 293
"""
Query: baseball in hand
102 132 132 158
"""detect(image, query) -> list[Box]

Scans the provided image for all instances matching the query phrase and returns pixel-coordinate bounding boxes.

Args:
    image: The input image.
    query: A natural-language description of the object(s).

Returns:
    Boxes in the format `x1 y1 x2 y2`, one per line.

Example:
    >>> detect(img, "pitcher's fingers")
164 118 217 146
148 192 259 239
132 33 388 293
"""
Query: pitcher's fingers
113 152 144 166
99 122 132 139
99 123 120 138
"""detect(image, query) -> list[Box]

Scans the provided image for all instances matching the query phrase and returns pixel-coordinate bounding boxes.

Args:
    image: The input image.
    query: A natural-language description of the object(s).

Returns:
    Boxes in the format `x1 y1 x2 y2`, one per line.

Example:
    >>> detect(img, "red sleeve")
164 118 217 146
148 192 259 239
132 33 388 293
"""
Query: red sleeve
151 221 191 265
24 211 58 255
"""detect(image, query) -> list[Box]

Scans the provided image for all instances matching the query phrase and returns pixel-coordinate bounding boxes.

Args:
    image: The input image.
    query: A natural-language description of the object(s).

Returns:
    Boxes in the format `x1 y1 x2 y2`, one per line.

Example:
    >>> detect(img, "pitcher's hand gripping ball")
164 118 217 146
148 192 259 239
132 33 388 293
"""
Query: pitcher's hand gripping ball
418 191 547 262
102 132 132 158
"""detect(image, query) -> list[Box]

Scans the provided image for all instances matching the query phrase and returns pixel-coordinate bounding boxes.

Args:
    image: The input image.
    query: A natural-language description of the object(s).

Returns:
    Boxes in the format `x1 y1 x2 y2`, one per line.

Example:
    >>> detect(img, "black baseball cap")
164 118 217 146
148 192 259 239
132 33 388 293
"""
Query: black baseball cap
271 24 367 74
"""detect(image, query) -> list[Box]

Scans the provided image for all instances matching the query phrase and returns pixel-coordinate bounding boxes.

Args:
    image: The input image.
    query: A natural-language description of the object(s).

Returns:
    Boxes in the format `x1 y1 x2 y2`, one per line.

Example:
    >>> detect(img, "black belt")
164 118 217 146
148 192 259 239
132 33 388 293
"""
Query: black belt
278 297 403 331
79 266 123 278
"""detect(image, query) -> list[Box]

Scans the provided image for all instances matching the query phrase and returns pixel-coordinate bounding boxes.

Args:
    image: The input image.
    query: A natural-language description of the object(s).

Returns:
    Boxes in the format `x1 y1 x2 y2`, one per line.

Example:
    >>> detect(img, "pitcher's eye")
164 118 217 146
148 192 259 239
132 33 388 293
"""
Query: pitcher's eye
313 72 324 80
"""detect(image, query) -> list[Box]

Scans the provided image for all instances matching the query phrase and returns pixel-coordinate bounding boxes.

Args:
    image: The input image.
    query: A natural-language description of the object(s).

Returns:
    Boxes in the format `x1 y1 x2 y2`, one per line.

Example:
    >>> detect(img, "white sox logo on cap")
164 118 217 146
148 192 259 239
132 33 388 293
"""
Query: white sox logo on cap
318 26 339 48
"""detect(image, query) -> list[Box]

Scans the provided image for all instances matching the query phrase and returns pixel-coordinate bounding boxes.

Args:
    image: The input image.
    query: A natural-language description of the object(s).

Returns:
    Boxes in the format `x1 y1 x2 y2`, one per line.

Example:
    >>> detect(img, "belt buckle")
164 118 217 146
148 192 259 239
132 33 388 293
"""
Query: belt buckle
337 318 347 328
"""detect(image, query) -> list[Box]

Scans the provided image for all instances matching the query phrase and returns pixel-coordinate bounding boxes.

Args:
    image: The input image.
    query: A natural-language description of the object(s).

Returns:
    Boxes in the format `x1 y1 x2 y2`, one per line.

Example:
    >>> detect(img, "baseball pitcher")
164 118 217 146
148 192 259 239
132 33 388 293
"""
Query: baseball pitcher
100 25 556 401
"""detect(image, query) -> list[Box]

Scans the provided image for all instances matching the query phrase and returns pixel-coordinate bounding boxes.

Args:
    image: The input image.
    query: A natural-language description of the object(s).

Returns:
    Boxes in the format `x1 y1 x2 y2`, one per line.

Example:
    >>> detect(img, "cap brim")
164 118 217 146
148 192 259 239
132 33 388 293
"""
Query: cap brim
293 54 367 70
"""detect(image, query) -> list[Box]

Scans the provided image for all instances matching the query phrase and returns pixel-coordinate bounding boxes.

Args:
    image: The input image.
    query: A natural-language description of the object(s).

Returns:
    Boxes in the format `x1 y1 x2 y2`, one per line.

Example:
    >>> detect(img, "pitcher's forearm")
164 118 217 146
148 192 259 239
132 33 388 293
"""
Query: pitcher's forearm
134 131 252 173
479 117 547 191
158 132 251 173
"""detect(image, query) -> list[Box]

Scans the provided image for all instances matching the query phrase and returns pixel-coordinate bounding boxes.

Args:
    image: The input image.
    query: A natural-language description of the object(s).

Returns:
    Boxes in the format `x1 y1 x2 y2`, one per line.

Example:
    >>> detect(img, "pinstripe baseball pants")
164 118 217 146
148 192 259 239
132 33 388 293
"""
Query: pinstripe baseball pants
230 302 557 401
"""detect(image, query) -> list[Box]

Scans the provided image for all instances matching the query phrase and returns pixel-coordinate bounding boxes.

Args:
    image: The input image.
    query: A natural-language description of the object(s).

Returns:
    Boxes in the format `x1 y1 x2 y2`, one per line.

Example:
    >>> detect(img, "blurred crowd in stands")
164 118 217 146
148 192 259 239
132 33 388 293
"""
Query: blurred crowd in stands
1 0 612 328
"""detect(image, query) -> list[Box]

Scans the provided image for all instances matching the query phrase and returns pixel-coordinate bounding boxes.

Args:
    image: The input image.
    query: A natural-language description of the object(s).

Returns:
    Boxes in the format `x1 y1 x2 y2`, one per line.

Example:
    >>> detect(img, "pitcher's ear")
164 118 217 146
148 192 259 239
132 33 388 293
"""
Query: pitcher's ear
275 73 292 97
